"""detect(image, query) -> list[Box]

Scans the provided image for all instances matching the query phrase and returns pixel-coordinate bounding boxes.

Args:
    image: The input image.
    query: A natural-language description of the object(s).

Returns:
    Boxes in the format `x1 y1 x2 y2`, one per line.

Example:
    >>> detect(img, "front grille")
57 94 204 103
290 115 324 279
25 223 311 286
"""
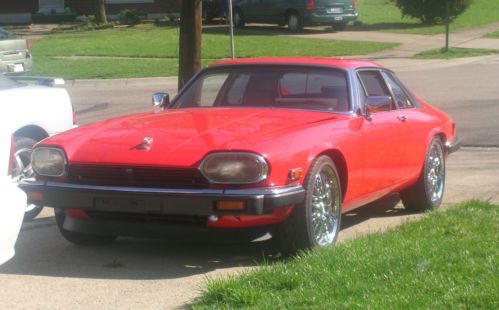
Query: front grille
86 210 207 227
67 165 208 188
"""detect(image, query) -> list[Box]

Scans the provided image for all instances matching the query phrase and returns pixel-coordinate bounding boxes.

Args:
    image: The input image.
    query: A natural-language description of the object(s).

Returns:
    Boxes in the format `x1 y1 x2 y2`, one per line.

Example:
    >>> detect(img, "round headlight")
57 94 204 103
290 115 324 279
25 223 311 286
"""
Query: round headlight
31 147 66 177
200 152 269 184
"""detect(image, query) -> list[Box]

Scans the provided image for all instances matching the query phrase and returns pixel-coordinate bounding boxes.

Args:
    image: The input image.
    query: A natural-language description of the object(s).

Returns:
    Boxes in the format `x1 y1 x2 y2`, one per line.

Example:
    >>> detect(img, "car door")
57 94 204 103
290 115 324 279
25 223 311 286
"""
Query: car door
381 71 434 181
357 69 408 196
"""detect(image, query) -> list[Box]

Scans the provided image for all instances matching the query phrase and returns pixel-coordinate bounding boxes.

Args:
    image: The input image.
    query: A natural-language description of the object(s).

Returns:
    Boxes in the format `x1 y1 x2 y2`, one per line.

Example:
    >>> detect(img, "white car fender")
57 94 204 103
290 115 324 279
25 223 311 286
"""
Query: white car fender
0 86 74 136
0 177 26 265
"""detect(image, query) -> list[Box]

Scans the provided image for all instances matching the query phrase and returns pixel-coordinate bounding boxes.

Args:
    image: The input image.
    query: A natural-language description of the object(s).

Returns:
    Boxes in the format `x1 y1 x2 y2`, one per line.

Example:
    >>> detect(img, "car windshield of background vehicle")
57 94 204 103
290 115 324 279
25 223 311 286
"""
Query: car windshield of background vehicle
0 76 22 90
173 66 350 112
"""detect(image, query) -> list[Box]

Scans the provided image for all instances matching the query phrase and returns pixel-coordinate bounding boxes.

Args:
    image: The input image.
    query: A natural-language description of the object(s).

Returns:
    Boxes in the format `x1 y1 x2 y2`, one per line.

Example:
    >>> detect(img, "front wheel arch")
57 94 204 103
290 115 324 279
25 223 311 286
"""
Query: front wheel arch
315 150 348 202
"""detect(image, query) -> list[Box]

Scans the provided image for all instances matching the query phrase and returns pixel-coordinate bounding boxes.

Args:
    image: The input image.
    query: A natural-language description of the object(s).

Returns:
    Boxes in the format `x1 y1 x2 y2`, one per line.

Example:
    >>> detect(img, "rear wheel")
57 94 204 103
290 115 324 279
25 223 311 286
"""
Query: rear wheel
13 136 44 221
233 8 245 28
287 11 303 32
276 156 342 253
55 209 116 245
401 138 445 212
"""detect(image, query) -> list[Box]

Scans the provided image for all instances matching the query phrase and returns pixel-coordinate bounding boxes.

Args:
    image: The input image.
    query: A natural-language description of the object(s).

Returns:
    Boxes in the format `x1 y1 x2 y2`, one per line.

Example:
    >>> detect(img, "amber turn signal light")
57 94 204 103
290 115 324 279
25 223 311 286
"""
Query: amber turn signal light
215 201 247 212
28 191 43 202
289 168 303 181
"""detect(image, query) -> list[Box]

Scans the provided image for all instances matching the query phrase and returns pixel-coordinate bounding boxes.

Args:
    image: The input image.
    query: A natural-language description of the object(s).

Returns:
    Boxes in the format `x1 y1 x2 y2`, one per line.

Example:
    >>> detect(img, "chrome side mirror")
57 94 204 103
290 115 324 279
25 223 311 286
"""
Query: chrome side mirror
152 92 170 109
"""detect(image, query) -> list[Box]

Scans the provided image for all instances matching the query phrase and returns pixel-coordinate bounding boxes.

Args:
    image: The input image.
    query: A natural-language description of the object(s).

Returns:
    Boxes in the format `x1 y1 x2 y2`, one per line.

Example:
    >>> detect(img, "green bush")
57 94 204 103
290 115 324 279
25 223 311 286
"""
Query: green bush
391 0 473 24
119 9 141 25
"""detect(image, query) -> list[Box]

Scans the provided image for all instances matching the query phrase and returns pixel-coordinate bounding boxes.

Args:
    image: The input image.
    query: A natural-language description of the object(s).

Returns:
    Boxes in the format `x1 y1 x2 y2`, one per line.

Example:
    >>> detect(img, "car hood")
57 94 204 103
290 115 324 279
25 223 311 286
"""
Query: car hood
46 108 340 167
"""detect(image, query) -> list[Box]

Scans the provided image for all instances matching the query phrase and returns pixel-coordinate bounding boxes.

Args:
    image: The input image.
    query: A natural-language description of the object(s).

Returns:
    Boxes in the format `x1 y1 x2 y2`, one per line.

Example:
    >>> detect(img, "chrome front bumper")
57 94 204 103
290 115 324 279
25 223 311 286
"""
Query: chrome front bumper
19 179 305 216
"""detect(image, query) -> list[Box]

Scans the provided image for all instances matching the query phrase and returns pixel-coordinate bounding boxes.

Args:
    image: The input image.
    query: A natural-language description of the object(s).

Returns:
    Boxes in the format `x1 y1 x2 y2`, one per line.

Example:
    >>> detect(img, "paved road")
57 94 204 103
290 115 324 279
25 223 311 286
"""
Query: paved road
395 55 499 147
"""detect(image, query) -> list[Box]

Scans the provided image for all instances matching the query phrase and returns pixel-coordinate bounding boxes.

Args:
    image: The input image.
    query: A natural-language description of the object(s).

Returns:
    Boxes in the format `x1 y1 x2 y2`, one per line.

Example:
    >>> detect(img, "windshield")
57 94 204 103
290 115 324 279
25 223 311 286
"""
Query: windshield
173 66 350 112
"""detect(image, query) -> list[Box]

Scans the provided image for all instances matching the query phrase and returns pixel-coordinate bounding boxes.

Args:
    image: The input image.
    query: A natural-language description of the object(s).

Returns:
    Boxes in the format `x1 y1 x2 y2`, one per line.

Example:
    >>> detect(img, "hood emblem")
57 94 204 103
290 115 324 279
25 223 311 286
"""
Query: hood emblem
132 137 153 151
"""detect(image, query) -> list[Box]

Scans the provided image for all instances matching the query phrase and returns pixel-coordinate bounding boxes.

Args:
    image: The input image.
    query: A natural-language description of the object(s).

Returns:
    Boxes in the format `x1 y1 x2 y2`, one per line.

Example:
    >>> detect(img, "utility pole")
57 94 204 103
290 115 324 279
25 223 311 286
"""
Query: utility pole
228 0 235 59
444 0 450 52
178 0 202 91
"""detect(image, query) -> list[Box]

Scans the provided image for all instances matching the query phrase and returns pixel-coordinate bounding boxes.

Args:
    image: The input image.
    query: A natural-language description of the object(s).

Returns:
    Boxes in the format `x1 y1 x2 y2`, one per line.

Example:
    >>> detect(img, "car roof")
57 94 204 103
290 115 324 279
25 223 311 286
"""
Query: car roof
210 57 383 70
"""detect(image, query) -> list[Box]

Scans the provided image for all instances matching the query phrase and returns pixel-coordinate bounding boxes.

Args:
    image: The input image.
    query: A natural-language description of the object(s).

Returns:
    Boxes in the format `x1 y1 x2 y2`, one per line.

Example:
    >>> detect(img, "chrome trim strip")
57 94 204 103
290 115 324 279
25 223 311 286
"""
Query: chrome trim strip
445 137 462 154
20 178 304 197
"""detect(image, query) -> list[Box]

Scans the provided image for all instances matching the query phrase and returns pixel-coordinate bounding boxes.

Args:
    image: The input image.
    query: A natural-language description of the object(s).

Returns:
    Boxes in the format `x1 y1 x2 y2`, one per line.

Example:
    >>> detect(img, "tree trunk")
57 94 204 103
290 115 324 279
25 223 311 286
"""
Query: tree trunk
96 0 108 24
178 0 202 91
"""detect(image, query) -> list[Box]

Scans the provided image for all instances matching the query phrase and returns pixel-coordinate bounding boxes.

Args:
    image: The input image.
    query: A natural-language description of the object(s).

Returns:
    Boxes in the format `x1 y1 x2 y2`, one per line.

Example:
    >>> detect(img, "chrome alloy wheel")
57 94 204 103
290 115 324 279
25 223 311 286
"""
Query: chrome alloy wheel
426 142 445 204
310 165 341 246
13 147 37 212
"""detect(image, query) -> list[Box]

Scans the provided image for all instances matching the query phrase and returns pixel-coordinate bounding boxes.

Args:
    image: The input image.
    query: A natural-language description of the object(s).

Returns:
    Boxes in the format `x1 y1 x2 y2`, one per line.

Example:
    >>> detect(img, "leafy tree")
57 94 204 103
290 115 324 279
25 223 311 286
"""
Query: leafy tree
391 0 473 25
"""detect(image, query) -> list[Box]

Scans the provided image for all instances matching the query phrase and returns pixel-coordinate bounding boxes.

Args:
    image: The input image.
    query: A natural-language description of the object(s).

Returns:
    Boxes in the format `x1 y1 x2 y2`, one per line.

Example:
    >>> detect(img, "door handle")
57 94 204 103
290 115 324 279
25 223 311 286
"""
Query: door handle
397 115 407 122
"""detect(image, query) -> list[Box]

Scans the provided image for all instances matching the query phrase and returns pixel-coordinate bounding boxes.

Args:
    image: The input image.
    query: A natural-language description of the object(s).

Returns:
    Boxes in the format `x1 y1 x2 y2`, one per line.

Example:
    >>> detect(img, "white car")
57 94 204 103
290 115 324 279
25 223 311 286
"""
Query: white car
0 127 26 265
0 75 75 220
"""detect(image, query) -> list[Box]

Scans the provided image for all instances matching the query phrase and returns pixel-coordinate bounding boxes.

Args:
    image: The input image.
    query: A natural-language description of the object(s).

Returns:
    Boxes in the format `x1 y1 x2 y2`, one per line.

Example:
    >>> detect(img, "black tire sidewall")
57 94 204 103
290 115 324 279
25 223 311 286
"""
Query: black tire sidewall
287 12 302 32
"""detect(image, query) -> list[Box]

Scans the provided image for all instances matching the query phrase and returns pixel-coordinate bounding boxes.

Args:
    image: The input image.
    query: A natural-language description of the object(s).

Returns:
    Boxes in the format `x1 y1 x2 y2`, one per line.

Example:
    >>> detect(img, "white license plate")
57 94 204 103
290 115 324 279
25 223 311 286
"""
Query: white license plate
327 7 343 14
334 16 344 21
13 64 24 72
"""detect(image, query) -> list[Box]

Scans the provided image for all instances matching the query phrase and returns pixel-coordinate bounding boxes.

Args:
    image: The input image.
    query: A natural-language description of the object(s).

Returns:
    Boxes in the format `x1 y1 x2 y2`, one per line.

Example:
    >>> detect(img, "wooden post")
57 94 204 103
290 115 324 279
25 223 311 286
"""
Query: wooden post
178 0 202 91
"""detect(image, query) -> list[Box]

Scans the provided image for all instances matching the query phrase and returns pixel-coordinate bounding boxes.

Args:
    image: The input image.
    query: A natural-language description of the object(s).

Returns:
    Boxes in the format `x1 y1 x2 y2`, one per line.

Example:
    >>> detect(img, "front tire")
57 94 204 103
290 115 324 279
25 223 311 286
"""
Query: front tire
55 209 116 245
13 136 44 221
276 156 342 253
401 138 445 212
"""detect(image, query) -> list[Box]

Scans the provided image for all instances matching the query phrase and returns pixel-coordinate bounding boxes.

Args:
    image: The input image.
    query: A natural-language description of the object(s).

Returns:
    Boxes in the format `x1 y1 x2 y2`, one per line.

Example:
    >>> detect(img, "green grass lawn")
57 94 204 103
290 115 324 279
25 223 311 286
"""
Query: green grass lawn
354 0 499 35
192 201 498 309
30 25 396 79
486 31 499 38
415 47 499 59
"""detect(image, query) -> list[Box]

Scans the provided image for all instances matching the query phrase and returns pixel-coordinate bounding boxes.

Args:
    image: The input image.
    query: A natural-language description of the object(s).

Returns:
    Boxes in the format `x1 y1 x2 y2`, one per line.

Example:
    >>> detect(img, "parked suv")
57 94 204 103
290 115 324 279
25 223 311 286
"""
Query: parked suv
233 0 358 31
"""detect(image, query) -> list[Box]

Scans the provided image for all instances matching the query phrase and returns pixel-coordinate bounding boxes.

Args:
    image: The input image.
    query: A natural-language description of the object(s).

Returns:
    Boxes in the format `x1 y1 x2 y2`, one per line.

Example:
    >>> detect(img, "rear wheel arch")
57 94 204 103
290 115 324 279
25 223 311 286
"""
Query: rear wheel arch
14 125 49 142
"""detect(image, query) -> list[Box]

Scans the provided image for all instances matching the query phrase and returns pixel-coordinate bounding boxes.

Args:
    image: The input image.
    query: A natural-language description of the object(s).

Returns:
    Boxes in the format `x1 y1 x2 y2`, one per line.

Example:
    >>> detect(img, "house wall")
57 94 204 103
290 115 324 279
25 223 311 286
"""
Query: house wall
65 0 180 15
0 0 39 14
0 0 180 15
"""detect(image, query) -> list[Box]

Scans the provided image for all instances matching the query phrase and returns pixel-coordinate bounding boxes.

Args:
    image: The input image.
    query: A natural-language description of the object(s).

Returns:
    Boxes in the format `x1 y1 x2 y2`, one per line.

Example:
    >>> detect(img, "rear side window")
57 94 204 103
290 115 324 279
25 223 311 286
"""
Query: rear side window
382 72 414 109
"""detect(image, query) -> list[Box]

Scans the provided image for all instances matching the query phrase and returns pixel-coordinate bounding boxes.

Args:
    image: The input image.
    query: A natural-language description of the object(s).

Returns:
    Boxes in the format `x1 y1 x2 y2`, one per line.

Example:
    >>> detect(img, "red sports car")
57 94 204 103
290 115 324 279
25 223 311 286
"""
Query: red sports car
21 58 460 252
